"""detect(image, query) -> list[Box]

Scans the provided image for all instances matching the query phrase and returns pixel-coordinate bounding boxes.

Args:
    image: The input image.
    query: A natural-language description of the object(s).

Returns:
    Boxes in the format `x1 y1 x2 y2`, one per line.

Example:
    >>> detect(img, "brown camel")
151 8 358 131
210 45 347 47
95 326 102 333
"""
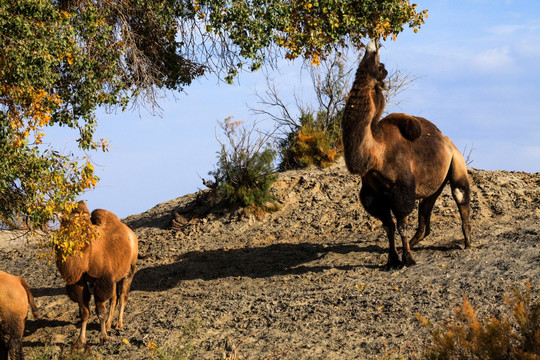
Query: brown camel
0 270 39 360
56 201 138 345
342 39 471 269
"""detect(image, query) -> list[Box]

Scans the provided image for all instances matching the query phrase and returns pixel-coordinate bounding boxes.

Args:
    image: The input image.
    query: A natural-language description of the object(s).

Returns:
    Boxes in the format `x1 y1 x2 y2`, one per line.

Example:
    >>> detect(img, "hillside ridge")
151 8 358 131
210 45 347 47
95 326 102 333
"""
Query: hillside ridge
1 161 539 359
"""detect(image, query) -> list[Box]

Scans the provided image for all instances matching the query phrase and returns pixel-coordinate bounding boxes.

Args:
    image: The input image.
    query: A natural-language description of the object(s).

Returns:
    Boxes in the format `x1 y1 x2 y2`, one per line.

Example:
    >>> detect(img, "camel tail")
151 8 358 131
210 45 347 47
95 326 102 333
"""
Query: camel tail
19 278 40 319
449 144 470 186
138 253 151 260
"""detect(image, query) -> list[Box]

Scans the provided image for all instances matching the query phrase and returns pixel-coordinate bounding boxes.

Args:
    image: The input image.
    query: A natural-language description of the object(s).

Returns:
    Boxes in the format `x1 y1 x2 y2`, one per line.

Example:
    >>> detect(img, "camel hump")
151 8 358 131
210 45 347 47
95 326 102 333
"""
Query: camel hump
382 113 422 141
90 209 118 227
399 118 422 141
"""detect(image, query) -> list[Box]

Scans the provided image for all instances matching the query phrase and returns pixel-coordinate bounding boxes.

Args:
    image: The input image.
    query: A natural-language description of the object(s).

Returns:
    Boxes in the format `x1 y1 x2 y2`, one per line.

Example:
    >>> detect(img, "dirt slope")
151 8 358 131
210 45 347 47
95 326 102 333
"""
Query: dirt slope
1 160 539 359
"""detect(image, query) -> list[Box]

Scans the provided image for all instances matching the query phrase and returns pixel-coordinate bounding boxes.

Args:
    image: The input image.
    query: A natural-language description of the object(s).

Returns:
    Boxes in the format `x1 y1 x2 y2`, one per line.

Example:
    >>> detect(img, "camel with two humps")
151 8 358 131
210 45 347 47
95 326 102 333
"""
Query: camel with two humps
341 39 471 269
0 270 39 360
56 201 138 346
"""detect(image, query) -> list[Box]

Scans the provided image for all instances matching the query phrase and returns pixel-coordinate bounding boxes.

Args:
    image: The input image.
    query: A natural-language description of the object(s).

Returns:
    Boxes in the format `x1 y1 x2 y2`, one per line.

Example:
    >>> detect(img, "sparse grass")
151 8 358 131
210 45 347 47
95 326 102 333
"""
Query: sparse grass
146 316 201 360
418 283 539 360
29 342 98 360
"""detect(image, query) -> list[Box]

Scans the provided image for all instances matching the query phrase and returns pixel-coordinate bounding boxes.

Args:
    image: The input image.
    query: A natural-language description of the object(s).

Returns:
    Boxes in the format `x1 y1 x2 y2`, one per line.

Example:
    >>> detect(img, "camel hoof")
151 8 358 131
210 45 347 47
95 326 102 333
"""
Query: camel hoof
385 256 402 270
402 253 416 267
70 342 91 358
73 336 86 348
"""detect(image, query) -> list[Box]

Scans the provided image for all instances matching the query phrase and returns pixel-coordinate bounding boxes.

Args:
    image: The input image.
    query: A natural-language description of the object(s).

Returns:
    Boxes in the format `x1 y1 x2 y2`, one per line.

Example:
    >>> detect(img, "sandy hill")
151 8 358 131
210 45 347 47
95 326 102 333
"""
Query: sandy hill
1 160 539 359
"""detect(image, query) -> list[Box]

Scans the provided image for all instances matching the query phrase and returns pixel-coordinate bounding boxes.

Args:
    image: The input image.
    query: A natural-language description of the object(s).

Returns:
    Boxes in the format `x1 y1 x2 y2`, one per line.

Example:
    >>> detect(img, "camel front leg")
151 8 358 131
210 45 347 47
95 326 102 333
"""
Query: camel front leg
381 215 400 269
94 279 115 344
397 217 416 267
96 300 109 344
66 282 91 346
360 184 400 269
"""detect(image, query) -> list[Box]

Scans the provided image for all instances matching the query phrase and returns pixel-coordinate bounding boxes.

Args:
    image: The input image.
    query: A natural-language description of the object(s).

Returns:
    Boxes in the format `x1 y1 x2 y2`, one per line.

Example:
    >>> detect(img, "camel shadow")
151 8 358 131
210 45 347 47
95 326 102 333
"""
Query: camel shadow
132 242 385 292
24 317 72 338
32 286 66 297
413 239 466 252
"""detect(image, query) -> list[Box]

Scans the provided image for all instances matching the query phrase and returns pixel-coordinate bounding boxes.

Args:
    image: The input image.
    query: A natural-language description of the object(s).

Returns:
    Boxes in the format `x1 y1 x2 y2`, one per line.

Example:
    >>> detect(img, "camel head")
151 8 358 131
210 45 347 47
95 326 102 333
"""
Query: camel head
59 200 91 229
357 38 387 86
74 200 91 216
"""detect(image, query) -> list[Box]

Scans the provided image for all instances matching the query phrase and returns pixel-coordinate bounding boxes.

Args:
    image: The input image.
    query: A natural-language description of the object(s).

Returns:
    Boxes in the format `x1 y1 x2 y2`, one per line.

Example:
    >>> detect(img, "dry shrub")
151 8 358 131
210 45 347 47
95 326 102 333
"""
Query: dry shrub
419 283 539 360
279 111 342 170
295 126 341 168
209 118 278 212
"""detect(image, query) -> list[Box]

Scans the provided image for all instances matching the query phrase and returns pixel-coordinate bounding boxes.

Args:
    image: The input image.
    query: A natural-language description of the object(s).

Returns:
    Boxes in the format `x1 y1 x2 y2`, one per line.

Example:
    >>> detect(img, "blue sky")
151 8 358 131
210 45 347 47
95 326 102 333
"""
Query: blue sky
50 0 540 218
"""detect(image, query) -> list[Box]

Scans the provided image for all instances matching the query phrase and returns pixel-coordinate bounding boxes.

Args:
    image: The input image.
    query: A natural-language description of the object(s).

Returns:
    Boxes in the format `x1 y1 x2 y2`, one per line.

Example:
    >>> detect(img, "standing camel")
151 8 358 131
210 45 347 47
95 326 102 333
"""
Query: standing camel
342 39 471 269
0 270 39 360
56 201 138 345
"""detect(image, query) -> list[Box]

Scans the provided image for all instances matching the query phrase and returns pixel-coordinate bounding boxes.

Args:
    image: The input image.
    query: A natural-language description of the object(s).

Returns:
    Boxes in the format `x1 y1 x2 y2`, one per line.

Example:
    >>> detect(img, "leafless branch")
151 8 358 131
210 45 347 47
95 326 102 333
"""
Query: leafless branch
383 68 422 113
462 143 476 167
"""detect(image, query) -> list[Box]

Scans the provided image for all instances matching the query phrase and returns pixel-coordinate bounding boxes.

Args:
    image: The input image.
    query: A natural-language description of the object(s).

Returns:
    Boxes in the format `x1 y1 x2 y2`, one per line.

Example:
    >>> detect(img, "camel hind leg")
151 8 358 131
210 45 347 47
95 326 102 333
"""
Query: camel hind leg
0 335 6 360
7 337 23 360
409 182 446 249
105 283 117 330
0 337 6 360
116 265 136 329
449 148 472 248
450 181 471 248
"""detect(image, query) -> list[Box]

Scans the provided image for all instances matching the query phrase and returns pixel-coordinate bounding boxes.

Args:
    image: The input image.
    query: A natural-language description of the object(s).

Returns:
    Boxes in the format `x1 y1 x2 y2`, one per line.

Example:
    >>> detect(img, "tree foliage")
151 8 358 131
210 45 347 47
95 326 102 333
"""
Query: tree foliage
0 0 426 254
196 0 427 71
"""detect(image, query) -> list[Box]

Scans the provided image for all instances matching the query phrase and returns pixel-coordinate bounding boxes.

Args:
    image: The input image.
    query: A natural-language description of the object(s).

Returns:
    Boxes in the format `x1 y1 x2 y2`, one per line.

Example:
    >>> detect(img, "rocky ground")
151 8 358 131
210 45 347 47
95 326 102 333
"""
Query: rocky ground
1 159 539 359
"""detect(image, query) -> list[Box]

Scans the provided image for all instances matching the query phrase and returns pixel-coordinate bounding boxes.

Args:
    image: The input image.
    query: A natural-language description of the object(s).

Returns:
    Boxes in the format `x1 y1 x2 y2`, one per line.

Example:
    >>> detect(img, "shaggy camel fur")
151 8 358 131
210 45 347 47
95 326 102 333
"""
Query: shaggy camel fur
56 201 138 345
0 270 39 360
342 40 471 269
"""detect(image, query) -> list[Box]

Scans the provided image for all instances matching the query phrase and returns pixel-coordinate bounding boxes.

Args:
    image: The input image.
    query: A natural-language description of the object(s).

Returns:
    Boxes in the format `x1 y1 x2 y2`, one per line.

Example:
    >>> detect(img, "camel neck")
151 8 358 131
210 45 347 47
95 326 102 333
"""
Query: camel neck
341 82 383 176
56 251 87 284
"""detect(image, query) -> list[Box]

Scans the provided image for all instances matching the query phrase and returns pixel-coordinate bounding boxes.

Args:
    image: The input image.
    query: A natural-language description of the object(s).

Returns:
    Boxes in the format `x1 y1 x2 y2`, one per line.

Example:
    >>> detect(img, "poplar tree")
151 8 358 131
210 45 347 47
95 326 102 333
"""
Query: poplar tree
0 0 426 254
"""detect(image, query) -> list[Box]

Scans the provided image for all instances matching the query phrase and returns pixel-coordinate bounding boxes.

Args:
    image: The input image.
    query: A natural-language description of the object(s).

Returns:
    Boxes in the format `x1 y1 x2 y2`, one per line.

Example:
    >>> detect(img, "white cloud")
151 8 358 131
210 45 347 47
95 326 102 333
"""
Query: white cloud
523 146 540 160
487 21 540 36
514 38 540 58
471 47 514 71
488 24 528 36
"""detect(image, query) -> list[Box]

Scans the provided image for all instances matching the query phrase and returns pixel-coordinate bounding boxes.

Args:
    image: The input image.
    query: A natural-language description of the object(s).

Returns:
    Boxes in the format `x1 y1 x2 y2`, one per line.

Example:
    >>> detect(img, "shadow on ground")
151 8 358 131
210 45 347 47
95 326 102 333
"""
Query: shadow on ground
132 242 386 292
